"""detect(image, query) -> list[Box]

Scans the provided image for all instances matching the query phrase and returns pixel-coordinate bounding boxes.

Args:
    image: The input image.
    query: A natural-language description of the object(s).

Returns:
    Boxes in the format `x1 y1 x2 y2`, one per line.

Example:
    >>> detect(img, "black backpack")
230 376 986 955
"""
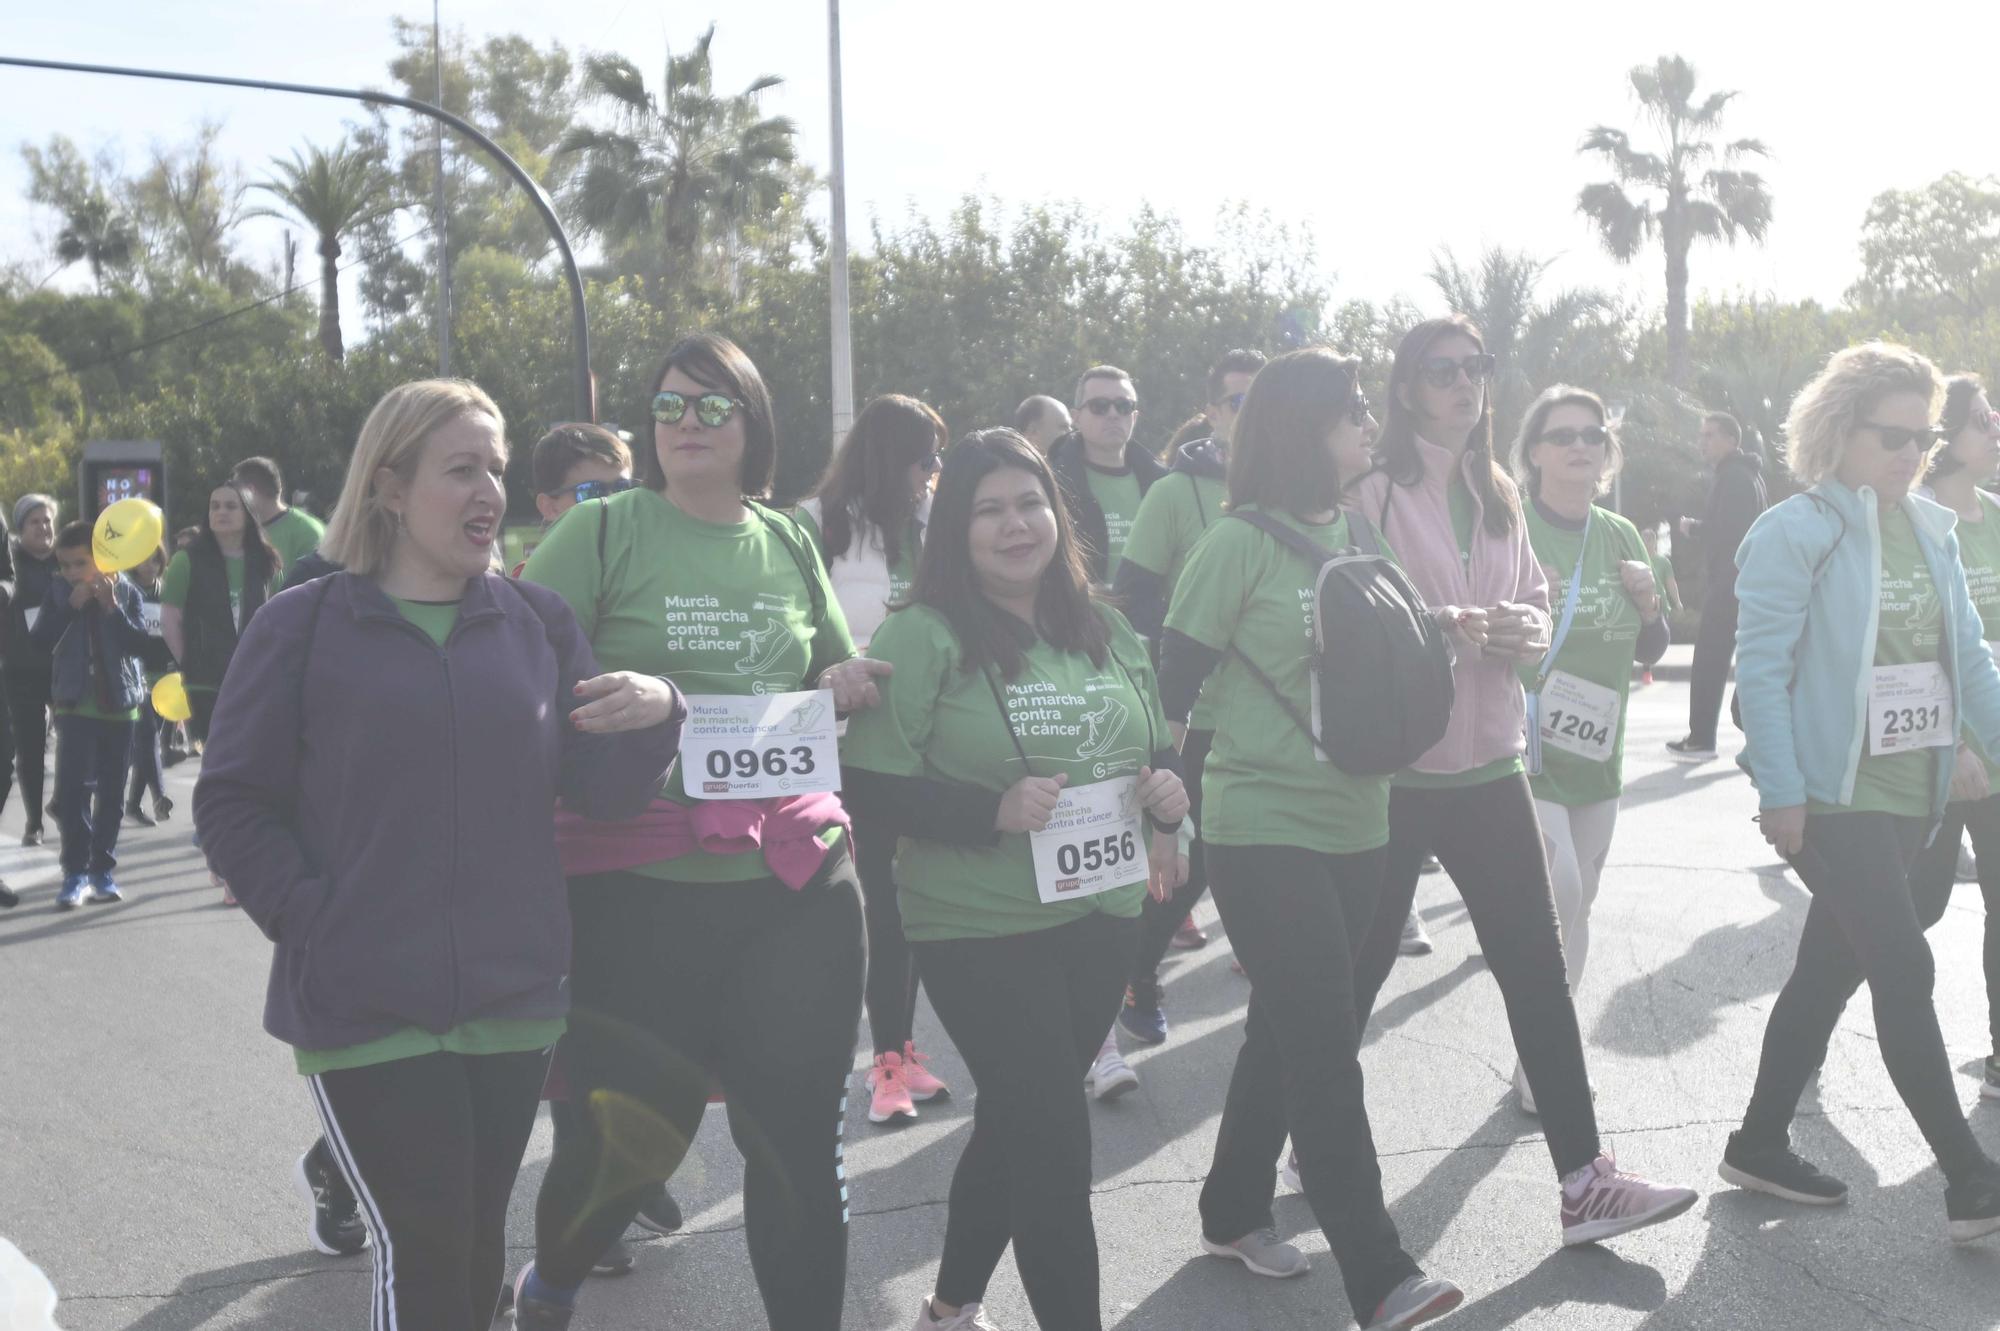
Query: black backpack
1226 510 1455 776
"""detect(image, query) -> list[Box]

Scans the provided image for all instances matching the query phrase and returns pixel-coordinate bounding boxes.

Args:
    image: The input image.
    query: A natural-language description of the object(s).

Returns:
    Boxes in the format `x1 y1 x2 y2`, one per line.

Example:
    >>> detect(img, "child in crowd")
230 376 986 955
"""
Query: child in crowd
33 521 152 910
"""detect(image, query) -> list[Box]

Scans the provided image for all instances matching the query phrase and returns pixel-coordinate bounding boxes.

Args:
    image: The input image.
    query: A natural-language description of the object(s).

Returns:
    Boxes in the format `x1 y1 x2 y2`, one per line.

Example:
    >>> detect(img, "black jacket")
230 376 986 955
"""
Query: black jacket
1049 431 1169 584
1110 436 1227 644
1689 449 1767 589
6 548 59 677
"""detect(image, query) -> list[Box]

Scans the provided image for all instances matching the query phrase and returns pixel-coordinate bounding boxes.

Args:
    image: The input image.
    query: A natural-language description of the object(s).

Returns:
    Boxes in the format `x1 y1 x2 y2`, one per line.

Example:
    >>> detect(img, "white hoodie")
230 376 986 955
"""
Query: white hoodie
797 494 930 650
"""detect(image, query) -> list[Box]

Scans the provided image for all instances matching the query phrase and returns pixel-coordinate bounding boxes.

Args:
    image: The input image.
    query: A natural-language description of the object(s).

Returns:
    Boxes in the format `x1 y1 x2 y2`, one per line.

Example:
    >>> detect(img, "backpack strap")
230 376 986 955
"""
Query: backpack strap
1190 473 1208 529
1227 509 1339 568
749 501 830 627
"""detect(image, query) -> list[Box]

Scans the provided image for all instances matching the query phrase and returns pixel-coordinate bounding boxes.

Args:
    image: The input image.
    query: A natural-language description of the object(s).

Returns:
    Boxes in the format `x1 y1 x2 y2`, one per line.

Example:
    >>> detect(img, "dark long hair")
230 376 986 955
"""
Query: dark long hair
639 333 778 496
911 428 1108 679
1227 348 1361 517
196 481 280 590
1372 315 1520 535
1929 374 1988 482
809 394 945 567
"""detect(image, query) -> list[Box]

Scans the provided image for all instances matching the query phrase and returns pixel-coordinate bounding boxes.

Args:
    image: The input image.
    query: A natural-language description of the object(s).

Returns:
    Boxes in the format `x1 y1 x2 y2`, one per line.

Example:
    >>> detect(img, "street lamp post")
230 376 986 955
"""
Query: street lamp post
0 53 593 421
826 0 856 446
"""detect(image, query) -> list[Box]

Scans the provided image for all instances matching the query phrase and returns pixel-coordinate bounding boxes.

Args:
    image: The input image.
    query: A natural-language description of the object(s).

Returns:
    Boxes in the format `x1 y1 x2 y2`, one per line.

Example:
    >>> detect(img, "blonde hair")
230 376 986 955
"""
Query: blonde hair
1510 384 1623 498
1783 342 1940 485
321 379 505 575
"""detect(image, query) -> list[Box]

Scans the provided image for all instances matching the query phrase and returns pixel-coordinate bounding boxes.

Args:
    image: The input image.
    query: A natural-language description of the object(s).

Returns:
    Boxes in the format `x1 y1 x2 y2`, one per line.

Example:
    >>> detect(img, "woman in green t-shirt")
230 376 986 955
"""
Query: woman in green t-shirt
1160 348 1459 1329
1910 373 2000 1100
843 429 1188 1331
517 334 889 1330
159 481 283 742
1507 386 1668 1114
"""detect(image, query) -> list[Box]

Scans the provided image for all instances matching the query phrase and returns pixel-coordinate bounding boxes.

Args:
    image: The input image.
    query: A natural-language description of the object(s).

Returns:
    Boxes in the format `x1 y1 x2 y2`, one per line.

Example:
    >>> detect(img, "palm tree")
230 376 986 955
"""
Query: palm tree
1577 55 1772 388
557 24 797 289
54 192 139 293
248 141 396 361
1428 246 1616 445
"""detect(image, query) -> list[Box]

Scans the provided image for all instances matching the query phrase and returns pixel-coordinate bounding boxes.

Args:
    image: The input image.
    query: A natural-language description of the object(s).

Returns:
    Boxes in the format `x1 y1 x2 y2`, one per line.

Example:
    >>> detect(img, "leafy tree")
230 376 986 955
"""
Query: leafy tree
248 140 399 360
1577 54 1772 388
129 122 250 291
1849 173 2000 325
557 25 798 292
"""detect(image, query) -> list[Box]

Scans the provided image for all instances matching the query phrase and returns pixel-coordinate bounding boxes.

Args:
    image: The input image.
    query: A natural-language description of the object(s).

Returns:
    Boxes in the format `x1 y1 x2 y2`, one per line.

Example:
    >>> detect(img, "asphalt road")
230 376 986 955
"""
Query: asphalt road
6 661 2000 1330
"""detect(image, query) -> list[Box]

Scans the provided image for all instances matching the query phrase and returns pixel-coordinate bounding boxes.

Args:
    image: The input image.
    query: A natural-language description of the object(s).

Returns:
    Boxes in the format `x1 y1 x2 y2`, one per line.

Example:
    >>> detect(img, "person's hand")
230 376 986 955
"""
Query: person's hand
1760 804 1806 858
1482 602 1549 663
819 656 894 712
1438 605 1488 650
1619 559 1661 622
1136 766 1189 825
1148 830 1188 902
996 773 1067 833
67 578 95 609
92 578 118 611
1952 744 1991 804
571 672 681 733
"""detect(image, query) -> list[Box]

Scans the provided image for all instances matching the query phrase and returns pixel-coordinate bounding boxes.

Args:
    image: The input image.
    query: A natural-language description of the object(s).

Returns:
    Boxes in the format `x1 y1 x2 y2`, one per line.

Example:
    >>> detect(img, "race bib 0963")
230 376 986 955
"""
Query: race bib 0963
679 690 842 800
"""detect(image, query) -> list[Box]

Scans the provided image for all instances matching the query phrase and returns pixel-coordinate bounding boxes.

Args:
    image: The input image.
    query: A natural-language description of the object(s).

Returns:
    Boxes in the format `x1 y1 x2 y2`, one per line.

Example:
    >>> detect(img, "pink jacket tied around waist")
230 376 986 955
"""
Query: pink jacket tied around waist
554 792 850 888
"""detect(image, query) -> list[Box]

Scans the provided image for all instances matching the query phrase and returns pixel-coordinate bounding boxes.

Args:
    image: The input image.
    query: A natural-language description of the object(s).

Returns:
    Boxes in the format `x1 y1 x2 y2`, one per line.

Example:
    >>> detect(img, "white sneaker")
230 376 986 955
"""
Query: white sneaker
1087 1035 1139 1101
1280 1150 1302 1193
1399 911 1434 956
914 1297 1001 1329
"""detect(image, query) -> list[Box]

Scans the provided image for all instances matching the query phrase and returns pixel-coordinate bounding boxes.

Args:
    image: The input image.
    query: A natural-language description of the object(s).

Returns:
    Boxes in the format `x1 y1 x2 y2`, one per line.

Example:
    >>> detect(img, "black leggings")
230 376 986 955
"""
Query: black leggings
127 699 166 806
308 1049 550 1331
914 910 1137 1331
1354 772 1602 1176
1202 843 1421 1318
1129 728 1213 996
1740 811 1991 1181
6 669 51 829
533 853 864 1330
1910 793 2000 1056
1688 589 1738 748
855 807 921 1055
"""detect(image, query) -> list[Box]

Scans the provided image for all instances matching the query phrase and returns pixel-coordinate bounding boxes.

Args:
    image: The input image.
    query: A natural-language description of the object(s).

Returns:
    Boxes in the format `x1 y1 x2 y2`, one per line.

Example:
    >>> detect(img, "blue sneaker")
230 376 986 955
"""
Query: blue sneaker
511 1264 576 1330
56 876 89 911
1118 982 1168 1045
87 873 124 905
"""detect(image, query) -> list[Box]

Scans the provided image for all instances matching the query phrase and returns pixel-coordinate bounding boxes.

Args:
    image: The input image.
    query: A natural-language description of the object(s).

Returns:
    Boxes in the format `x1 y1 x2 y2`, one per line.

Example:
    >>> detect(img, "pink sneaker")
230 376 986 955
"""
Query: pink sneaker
1561 1152 1699 1245
1170 914 1208 950
867 1051 918 1124
901 1042 950 1102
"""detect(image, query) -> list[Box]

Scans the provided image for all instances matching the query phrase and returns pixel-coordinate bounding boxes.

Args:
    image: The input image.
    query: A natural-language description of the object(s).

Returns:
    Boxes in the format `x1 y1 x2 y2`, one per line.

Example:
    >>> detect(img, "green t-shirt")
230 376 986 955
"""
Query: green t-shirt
293 1017 565 1076
1164 507 1393 855
388 594 460 647
522 487 854 882
1818 506 1940 818
264 508 327 576
1396 476 1522 790
160 549 278 627
1085 463 1145 581
1648 550 1682 615
1948 496 2000 785
842 603 1165 941
1120 468 1227 728
1520 503 1650 807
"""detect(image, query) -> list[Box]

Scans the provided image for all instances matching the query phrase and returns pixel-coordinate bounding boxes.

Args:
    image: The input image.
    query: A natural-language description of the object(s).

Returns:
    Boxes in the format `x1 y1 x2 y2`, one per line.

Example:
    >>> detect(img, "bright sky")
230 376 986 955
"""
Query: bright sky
4 0 1995 326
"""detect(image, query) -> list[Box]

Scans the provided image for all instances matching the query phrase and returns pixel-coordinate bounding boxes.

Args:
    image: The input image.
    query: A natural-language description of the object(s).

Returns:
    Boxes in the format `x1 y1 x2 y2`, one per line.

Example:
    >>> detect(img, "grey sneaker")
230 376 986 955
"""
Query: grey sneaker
1200 1227 1309 1278
1367 1275 1464 1328
1087 1038 1138 1101
1958 842 1979 884
913 1298 1002 1329
1399 911 1434 956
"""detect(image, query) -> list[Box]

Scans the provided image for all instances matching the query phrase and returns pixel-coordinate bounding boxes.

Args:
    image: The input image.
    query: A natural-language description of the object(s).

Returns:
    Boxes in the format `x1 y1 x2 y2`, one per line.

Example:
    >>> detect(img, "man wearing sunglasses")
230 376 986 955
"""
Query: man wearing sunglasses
1669 411 1767 762
1050 363 1167 584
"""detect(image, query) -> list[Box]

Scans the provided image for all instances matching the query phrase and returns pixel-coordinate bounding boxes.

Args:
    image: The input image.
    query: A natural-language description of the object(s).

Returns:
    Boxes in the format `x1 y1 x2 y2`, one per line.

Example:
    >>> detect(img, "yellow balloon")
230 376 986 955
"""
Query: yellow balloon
93 497 164 575
151 672 193 724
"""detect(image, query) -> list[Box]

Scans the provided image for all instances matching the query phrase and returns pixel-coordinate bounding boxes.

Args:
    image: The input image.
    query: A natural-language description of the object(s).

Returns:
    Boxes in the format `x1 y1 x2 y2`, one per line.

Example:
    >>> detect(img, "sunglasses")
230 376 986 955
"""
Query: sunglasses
1080 396 1138 417
1414 353 1498 390
652 390 745 428
1538 425 1611 449
560 477 635 505
1862 421 1942 452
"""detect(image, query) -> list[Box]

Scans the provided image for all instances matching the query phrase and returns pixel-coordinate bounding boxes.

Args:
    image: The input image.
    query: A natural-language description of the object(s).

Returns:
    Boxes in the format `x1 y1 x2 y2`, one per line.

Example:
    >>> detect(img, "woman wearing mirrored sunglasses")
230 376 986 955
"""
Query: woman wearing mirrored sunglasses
1908 374 2000 1104
1726 345 2000 1241
517 334 886 1330
797 393 954 1126
1349 316 1698 1247
1506 387 1668 1113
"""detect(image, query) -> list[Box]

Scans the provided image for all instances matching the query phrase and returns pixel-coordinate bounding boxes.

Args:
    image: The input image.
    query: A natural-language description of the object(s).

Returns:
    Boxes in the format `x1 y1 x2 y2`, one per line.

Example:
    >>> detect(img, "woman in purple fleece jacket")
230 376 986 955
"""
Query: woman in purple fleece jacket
194 379 684 1331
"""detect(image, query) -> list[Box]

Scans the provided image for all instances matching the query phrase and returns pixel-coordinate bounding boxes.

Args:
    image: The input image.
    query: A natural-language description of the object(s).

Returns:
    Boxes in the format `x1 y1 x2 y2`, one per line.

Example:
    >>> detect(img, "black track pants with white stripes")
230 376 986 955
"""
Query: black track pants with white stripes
308 1048 551 1331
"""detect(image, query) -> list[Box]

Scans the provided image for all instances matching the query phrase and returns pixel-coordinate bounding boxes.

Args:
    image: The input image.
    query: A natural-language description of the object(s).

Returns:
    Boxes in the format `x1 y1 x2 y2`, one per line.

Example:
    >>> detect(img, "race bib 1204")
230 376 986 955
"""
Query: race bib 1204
1536 670 1622 764
1029 776 1150 904
679 689 841 800
1868 661 1953 755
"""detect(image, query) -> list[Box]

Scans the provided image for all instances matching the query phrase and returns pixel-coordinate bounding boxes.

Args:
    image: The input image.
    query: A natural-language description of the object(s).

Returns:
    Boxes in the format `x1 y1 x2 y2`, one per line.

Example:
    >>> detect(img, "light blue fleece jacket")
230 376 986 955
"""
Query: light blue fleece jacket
1734 480 2000 822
